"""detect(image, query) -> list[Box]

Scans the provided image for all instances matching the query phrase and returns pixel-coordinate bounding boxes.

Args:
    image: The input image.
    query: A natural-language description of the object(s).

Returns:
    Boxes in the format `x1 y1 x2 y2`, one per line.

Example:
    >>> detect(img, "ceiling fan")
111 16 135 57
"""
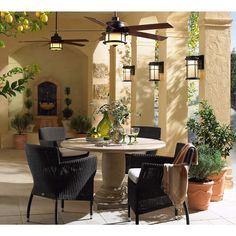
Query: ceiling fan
19 12 89 50
83 12 173 45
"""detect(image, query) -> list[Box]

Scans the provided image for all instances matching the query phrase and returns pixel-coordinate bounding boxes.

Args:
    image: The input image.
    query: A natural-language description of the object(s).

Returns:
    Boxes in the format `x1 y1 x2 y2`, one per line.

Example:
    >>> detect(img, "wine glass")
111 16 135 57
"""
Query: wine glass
132 127 140 143
127 128 134 145
121 128 127 144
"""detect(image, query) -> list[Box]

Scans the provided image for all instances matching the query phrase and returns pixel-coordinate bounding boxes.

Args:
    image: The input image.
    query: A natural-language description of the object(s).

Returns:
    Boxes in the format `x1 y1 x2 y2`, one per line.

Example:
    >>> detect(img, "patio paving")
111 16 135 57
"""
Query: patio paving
0 146 236 225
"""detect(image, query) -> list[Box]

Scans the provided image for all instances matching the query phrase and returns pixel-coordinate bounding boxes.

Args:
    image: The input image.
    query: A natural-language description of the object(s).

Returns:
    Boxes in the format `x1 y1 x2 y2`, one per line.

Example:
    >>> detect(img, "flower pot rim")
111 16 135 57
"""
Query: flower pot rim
189 180 214 185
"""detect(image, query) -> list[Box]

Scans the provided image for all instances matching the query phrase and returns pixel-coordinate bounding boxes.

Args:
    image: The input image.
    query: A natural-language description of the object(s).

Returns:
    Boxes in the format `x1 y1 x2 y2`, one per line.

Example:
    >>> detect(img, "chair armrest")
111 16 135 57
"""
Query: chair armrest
125 153 174 174
39 140 58 147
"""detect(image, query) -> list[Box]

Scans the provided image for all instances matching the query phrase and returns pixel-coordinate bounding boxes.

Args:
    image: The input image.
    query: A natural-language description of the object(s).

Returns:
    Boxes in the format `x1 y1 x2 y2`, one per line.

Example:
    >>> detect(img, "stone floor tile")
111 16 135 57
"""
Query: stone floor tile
22 213 64 225
0 215 23 224
65 212 106 225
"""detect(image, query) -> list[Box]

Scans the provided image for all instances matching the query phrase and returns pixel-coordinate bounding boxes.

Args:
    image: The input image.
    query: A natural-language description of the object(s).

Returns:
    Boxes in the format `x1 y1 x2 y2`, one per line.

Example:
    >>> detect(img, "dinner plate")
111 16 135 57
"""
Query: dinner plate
86 137 104 143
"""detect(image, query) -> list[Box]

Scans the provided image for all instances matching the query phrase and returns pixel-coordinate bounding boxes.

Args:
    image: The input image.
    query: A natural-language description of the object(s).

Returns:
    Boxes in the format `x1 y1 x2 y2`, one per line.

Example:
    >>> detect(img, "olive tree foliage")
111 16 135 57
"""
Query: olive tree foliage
187 12 199 104
188 12 199 56
0 12 49 98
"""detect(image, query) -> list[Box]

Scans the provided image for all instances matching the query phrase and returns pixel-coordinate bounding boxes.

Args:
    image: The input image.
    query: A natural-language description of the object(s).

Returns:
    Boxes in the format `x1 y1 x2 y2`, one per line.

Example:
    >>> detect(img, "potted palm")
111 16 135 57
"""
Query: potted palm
188 145 225 211
11 113 31 149
187 100 236 201
62 87 73 132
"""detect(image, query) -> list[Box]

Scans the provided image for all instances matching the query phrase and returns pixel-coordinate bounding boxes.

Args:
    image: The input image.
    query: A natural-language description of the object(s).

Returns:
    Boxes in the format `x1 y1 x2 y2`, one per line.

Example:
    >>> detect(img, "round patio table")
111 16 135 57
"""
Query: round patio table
61 137 166 210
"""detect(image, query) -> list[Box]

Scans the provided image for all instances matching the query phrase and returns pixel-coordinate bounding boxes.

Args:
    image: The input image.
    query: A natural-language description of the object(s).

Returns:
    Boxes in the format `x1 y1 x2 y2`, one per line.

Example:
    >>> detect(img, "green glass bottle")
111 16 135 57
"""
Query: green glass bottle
97 111 112 139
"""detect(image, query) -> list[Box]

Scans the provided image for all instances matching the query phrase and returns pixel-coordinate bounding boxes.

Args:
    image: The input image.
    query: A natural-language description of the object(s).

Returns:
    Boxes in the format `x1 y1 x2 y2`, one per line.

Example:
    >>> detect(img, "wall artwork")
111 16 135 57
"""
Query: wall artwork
93 84 109 100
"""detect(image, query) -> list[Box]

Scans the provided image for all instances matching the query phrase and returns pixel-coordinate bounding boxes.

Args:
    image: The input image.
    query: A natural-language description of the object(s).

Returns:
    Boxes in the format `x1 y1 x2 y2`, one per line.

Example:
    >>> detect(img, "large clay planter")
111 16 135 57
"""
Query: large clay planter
187 181 214 211
208 168 227 202
14 134 27 150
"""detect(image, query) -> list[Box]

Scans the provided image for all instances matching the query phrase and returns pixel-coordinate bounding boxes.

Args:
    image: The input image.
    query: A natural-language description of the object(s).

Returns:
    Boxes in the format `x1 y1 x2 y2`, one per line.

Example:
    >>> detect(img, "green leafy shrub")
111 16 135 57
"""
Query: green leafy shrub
11 114 31 134
189 145 226 182
70 115 92 134
187 100 236 158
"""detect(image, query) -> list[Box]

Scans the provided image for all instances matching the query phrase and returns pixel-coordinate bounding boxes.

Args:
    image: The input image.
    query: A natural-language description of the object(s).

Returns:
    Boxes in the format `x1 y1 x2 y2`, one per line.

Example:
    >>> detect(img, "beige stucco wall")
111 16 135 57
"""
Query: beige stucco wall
199 12 232 125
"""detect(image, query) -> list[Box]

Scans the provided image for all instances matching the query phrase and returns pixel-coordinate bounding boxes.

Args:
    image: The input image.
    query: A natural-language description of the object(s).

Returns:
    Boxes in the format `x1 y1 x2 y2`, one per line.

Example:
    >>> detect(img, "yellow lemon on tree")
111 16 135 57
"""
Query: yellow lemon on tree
5 14 13 23
23 19 29 25
1 12 5 18
35 12 41 18
17 25 24 32
23 24 30 30
40 13 48 23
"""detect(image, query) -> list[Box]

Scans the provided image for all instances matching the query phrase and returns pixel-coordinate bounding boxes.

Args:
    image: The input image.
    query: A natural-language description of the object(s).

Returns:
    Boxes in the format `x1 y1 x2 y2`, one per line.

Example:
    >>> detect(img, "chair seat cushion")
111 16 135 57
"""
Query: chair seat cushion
128 168 141 184
59 148 88 157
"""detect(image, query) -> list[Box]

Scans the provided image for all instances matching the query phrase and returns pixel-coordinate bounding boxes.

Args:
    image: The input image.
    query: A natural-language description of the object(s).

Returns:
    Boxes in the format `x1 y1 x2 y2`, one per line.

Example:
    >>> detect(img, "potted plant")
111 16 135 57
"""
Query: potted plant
97 99 130 142
24 88 35 132
62 87 73 132
11 113 31 149
70 114 92 137
187 100 236 201
188 145 225 211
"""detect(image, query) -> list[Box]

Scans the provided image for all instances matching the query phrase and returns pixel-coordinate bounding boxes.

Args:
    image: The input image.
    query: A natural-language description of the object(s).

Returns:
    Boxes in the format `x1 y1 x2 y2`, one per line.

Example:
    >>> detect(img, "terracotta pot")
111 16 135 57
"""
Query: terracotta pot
14 134 27 150
187 180 214 211
208 168 227 202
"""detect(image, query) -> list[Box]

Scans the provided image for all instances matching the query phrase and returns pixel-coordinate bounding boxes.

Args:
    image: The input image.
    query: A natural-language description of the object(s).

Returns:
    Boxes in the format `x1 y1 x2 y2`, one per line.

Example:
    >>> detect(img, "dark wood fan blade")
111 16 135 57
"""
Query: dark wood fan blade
64 42 85 47
125 22 173 32
84 16 106 27
129 31 167 41
57 29 104 32
19 40 50 43
63 39 89 42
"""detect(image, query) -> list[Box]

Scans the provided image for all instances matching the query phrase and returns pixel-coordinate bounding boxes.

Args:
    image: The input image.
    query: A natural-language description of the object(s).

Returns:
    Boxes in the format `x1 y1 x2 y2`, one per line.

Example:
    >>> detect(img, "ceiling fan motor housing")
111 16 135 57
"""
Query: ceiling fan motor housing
106 16 126 33
51 33 62 43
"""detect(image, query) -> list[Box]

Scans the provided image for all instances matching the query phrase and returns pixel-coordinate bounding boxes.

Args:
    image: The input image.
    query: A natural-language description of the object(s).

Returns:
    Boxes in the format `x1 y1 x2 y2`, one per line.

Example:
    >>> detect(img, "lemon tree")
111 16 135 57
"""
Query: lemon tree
0 64 40 98
0 11 49 48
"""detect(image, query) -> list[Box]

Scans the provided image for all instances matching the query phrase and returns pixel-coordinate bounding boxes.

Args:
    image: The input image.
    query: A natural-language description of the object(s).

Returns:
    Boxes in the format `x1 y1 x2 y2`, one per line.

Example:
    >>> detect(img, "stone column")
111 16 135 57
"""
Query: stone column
109 46 116 104
199 12 233 188
135 30 155 126
158 13 189 156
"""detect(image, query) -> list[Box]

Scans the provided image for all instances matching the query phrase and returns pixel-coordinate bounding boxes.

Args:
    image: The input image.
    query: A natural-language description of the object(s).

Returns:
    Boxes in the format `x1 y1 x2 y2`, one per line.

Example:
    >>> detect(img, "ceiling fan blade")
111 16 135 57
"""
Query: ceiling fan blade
64 42 85 47
125 22 173 32
84 16 106 27
129 31 167 41
57 29 104 32
63 39 89 42
19 40 50 43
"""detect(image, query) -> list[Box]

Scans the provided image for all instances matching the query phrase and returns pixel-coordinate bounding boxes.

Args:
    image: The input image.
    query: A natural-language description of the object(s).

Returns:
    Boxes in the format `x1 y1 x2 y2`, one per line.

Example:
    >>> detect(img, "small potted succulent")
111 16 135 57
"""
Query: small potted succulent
62 87 73 132
11 113 31 149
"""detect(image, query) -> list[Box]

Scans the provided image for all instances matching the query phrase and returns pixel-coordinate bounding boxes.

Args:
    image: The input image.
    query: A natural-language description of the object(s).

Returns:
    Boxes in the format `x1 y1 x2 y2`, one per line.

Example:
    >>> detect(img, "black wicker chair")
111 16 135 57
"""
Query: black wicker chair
25 144 97 224
38 127 89 161
126 143 196 225
132 126 161 154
